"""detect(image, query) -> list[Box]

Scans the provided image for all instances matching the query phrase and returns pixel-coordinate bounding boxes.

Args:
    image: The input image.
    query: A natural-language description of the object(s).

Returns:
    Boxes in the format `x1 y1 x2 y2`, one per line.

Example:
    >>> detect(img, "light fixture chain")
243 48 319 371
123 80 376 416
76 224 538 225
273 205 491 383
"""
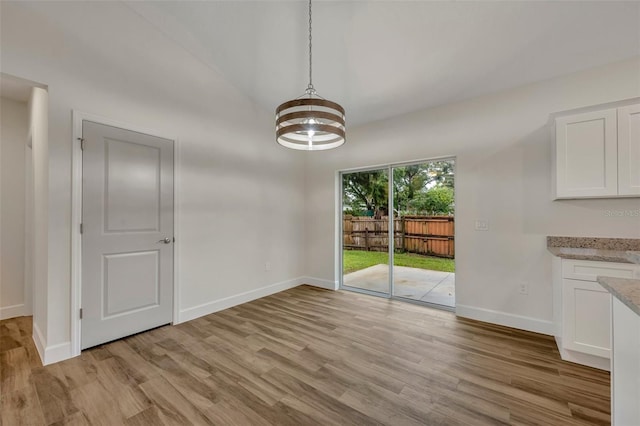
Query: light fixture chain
307 0 313 93
275 0 344 150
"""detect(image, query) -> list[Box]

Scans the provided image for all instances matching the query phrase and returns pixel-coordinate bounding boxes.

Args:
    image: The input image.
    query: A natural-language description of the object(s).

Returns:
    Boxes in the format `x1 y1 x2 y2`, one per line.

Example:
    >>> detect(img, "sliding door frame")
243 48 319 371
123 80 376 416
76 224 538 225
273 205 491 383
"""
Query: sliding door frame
338 156 456 308
339 164 392 298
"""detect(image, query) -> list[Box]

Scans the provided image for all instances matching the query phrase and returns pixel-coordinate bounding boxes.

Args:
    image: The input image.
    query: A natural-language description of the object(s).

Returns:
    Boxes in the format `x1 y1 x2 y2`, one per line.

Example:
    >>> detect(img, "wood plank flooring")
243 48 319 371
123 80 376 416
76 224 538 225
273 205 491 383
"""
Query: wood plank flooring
1 285 610 425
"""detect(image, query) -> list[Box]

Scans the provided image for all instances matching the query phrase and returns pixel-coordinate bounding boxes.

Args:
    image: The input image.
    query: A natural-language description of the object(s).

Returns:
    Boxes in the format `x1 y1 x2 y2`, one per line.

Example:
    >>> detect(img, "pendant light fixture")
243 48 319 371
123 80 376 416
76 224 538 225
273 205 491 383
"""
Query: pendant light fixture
276 0 346 150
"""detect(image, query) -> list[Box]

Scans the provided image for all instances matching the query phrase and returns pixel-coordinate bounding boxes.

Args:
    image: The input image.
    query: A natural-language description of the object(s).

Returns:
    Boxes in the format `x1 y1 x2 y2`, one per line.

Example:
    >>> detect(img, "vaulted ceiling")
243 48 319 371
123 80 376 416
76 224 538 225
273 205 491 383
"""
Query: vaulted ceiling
126 1 640 127
4 2 637 127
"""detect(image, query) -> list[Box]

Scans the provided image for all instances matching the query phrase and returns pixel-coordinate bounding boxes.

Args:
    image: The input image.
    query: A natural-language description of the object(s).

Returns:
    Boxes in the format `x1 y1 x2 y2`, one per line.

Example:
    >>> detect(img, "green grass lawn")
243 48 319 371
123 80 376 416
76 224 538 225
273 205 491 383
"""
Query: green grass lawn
343 250 455 274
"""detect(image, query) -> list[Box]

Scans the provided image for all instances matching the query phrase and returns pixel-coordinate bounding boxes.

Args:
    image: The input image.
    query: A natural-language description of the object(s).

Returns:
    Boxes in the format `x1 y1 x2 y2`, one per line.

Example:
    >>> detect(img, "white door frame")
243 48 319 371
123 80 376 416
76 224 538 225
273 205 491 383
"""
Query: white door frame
335 156 457 304
70 110 180 357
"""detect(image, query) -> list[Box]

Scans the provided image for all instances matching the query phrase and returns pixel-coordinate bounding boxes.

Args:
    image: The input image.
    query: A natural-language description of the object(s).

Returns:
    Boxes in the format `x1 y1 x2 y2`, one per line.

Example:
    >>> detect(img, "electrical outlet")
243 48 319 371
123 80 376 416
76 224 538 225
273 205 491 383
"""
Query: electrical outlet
265 261 271 271
475 220 489 231
518 282 528 295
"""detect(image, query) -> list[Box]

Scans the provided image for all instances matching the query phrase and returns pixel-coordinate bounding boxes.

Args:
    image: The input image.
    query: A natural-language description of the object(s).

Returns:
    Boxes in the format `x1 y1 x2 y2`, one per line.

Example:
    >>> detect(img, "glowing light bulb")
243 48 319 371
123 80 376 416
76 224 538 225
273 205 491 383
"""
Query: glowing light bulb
306 117 316 144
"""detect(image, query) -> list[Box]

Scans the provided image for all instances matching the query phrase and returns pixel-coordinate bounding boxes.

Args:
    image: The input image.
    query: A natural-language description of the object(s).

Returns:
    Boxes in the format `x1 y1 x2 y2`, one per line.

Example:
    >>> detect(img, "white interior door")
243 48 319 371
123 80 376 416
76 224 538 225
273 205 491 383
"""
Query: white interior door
81 121 174 350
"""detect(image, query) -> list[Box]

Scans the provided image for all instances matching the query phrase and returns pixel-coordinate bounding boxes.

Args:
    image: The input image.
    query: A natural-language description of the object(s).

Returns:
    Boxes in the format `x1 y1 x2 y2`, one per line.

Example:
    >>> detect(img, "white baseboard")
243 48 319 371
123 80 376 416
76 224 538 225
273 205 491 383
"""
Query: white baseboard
44 341 72 365
557 345 610 371
555 335 610 371
33 322 45 364
178 277 305 323
32 321 73 365
301 277 338 290
456 304 554 336
554 335 562 350
0 303 25 320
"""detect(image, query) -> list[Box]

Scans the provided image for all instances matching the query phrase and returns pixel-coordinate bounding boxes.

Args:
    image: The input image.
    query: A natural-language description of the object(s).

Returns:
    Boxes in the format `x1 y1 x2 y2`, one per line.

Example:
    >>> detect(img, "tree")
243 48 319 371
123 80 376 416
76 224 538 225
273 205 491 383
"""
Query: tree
393 161 454 213
342 171 388 215
343 160 455 216
393 165 428 213
408 186 454 215
424 161 454 189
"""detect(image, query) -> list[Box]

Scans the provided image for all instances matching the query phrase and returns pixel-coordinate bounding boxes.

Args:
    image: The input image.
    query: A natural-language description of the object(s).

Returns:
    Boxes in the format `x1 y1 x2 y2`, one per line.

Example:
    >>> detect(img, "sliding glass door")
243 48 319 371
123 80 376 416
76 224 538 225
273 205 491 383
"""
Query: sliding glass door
341 168 390 296
341 159 456 309
392 161 455 307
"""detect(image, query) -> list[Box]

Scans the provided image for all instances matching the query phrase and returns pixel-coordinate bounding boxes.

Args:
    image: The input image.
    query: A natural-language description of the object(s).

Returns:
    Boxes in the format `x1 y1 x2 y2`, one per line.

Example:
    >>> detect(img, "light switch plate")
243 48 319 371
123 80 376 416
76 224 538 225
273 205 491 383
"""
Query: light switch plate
475 220 489 231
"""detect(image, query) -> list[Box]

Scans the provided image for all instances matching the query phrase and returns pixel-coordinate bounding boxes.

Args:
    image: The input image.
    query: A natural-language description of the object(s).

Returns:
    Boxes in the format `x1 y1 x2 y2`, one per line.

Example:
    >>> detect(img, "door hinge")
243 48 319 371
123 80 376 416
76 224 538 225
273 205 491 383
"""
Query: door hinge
80 223 83 234
78 137 85 150
79 308 83 319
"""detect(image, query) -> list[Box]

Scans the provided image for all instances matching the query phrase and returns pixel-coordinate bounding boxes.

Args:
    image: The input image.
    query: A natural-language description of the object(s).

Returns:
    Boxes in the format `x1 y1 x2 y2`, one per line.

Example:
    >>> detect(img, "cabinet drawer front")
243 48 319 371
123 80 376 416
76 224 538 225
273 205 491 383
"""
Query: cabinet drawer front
562 279 611 358
562 259 638 281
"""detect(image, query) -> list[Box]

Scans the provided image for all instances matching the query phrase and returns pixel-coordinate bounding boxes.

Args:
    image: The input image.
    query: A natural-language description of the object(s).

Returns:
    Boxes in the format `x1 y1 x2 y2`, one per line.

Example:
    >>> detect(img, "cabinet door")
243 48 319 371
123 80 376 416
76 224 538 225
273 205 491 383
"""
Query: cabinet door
562 278 611 358
556 109 618 198
611 298 640 426
618 104 640 196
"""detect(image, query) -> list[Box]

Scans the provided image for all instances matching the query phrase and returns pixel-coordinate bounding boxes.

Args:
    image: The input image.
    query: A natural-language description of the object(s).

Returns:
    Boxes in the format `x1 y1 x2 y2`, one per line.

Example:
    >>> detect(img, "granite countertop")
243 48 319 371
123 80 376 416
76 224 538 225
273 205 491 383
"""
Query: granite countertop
547 237 640 264
597 276 640 317
627 251 640 264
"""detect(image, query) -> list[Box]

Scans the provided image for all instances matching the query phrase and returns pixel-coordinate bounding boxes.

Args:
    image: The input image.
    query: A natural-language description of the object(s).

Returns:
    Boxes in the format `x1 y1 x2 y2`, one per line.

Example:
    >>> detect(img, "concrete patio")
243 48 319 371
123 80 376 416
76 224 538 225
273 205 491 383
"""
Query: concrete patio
343 264 455 308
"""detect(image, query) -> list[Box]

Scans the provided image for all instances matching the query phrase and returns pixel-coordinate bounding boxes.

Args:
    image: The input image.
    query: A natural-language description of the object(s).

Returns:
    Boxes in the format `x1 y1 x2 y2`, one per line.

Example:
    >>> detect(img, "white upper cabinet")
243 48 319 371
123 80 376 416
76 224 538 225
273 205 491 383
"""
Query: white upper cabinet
618 104 640 196
554 100 640 199
555 109 618 198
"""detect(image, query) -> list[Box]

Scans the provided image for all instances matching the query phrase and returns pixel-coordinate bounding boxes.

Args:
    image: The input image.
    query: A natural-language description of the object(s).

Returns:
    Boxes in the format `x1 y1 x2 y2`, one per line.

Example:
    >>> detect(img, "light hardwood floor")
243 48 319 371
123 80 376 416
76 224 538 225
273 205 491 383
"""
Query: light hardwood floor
1 285 610 425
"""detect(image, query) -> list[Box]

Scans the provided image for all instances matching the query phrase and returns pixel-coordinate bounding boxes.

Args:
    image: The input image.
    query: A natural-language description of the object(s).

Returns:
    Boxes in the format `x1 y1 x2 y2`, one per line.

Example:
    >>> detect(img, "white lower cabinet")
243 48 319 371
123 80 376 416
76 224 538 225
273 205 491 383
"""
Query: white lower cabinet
554 259 639 370
611 298 640 426
562 278 611 358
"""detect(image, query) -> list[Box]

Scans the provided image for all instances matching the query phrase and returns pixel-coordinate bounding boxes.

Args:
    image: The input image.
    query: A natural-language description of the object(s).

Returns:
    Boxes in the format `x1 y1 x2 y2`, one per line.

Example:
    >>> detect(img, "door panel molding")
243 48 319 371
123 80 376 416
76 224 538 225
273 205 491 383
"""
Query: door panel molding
103 138 161 233
71 110 180 358
102 250 160 318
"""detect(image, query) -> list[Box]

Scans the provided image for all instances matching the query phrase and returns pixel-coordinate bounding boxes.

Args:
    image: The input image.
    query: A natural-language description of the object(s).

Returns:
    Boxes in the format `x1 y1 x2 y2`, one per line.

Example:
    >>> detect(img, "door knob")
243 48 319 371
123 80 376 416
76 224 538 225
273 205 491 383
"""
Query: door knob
158 238 172 244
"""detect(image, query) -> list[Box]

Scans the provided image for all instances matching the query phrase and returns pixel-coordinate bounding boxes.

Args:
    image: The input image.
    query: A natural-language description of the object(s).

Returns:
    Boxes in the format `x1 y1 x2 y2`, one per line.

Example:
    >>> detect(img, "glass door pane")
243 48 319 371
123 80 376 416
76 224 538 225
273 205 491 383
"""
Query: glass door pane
341 168 390 296
391 160 456 307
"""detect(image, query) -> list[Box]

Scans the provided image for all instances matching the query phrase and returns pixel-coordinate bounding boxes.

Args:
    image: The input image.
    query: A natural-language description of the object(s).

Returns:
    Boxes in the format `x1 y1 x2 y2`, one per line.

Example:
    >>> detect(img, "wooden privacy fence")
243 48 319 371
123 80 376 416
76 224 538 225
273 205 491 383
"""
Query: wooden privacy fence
343 215 455 258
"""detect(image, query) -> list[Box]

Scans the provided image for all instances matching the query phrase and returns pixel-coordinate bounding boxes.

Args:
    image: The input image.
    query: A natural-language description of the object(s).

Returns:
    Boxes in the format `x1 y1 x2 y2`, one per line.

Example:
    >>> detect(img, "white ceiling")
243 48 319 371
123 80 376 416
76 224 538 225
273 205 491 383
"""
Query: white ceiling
101 2 640 126
125 1 640 127
0 74 35 103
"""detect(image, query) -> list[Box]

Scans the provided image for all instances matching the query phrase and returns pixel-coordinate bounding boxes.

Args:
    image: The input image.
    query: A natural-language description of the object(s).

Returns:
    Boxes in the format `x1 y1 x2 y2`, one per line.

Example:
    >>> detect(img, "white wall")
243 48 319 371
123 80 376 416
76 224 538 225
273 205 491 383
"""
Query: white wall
306 57 640 334
24 141 33 318
1 2 306 362
28 86 49 359
0 97 28 319
2 1 638 362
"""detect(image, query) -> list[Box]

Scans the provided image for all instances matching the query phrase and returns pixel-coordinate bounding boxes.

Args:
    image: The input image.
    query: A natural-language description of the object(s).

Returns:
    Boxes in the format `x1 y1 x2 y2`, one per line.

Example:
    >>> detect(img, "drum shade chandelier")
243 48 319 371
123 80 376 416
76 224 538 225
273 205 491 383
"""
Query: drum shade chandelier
275 0 346 150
